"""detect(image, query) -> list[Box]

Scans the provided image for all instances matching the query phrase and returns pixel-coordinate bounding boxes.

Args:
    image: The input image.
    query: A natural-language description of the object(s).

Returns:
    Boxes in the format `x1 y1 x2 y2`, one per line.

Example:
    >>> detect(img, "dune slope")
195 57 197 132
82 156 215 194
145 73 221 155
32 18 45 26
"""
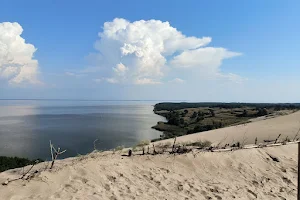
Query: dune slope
0 144 298 200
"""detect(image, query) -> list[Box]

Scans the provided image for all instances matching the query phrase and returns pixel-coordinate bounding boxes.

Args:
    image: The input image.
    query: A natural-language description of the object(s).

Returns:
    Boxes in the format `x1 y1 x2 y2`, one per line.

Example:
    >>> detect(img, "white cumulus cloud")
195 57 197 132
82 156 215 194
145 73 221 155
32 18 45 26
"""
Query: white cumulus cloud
170 47 241 69
106 78 118 84
93 77 118 84
0 22 40 85
169 78 185 83
88 18 243 85
135 78 161 85
113 63 128 76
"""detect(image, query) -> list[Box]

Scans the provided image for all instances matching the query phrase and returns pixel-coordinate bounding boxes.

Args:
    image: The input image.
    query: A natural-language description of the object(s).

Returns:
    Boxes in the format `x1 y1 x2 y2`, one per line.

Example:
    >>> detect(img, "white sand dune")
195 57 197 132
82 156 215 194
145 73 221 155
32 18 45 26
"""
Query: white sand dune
0 111 300 200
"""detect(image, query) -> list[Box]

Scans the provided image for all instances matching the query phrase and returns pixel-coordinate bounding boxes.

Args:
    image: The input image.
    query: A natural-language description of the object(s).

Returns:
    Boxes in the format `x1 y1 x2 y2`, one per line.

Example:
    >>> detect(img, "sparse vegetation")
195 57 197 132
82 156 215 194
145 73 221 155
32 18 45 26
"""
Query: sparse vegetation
191 111 198 118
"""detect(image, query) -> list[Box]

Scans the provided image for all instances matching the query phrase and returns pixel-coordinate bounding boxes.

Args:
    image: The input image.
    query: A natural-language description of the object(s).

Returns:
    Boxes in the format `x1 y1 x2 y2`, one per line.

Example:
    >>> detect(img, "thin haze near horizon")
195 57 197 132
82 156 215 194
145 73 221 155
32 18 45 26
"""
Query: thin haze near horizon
0 1 299 103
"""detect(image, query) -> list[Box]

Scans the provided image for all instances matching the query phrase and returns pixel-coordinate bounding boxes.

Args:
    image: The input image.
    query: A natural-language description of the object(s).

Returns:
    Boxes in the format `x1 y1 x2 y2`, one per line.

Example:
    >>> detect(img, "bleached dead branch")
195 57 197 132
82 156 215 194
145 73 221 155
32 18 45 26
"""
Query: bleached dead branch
49 140 66 169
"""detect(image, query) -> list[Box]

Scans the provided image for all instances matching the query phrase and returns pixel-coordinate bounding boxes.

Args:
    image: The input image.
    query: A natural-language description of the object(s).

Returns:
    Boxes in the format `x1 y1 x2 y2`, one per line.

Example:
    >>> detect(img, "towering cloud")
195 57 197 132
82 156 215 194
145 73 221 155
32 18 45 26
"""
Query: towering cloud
91 18 242 84
0 22 39 85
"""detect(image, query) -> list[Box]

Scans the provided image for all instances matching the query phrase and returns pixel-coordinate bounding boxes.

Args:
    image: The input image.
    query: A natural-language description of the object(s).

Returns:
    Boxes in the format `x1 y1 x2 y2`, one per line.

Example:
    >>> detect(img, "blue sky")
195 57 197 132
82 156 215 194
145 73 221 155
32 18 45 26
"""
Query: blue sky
0 0 299 102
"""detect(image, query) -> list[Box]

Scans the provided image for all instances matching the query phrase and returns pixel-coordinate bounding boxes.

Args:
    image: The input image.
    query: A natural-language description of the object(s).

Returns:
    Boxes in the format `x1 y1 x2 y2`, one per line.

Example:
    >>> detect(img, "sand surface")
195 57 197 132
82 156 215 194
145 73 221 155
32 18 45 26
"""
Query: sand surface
0 111 300 200
154 110 300 147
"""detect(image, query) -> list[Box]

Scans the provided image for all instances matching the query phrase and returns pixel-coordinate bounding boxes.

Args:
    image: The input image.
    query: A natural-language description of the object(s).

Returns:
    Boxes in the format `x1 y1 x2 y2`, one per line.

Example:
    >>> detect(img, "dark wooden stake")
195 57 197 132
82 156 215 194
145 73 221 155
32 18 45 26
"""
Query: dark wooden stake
274 134 281 144
172 137 177 153
153 144 157 154
297 142 300 200
294 127 300 141
128 149 132 157
50 152 58 169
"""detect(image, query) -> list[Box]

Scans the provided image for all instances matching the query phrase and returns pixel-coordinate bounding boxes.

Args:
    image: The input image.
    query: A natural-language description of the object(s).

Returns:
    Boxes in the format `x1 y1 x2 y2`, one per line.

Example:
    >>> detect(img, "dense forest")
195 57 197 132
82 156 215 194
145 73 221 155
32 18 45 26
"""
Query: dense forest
154 102 300 111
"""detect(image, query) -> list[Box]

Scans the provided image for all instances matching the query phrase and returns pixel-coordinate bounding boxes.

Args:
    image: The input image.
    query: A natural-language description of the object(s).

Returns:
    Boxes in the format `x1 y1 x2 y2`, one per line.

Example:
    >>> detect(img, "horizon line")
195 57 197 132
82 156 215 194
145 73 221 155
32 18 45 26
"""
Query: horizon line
0 99 188 102
0 99 299 104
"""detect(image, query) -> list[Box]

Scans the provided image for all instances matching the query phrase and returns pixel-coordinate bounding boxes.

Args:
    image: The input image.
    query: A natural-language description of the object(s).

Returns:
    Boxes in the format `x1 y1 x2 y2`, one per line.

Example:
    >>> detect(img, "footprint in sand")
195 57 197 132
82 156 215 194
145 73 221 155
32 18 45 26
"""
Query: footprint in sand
252 180 259 187
247 189 257 198
104 183 111 191
177 184 184 191
107 175 117 182
214 194 222 200
282 177 293 185
64 183 78 193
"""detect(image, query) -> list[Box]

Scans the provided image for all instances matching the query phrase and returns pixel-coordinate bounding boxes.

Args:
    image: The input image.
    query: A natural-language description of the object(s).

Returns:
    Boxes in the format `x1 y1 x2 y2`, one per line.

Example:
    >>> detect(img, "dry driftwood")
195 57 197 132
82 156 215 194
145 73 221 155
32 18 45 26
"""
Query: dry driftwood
49 140 66 169
93 139 99 150
2 161 39 186
2 139 67 185
264 139 275 143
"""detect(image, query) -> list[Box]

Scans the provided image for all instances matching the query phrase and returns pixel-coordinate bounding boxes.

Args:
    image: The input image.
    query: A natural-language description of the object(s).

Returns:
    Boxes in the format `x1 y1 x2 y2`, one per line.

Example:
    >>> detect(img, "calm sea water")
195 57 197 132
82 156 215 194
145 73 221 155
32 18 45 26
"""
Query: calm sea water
0 100 166 160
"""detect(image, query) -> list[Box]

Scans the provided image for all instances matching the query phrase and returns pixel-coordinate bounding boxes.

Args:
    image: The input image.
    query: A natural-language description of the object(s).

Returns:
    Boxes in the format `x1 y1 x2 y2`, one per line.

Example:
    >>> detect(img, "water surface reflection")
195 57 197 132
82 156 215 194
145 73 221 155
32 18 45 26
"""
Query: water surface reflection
0 100 165 159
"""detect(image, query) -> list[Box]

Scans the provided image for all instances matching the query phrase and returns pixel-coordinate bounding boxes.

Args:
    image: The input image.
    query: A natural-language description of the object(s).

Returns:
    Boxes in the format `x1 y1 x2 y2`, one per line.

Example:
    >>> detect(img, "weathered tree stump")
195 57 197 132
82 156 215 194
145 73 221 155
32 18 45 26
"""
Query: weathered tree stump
128 149 132 157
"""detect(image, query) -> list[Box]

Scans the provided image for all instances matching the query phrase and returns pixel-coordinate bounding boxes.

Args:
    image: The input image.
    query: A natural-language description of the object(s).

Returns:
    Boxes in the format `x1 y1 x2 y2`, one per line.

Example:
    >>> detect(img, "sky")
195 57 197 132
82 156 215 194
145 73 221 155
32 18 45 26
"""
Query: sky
0 0 299 102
